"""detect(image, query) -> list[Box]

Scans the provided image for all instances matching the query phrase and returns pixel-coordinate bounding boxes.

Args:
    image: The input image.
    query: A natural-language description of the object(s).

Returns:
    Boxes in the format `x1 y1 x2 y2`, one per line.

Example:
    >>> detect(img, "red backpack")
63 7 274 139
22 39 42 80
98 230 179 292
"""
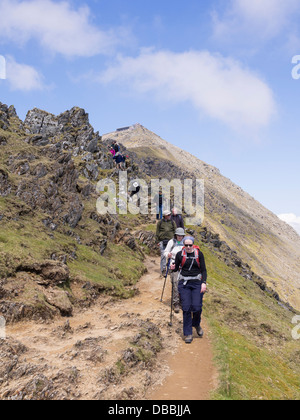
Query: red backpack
180 246 201 269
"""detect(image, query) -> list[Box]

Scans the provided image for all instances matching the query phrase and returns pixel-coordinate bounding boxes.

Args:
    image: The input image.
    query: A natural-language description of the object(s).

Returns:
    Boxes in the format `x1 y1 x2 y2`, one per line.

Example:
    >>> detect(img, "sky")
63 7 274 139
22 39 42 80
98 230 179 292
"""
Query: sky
0 0 300 234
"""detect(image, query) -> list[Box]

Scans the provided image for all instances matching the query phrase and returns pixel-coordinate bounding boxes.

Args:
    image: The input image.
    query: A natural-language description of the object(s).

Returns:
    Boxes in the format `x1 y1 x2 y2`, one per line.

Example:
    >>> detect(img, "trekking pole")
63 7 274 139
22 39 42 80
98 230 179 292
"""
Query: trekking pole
160 259 171 302
168 280 174 327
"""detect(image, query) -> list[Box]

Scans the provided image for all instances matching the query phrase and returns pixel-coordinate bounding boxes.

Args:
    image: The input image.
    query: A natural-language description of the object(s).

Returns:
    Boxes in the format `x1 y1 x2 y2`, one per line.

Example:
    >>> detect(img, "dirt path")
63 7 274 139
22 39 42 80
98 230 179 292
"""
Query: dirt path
144 260 218 400
3 257 218 400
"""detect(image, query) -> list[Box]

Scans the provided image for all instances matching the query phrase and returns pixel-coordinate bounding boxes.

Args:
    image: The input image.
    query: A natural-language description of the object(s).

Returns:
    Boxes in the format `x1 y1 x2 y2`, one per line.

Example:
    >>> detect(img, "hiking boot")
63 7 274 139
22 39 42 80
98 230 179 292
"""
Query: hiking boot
195 326 204 338
174 304 180 314
185 335 193 344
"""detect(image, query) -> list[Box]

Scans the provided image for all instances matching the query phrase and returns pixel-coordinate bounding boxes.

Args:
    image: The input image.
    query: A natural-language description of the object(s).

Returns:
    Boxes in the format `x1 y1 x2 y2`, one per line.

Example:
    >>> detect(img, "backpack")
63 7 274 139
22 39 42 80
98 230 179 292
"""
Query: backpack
180 246 201 270
114 143 120 153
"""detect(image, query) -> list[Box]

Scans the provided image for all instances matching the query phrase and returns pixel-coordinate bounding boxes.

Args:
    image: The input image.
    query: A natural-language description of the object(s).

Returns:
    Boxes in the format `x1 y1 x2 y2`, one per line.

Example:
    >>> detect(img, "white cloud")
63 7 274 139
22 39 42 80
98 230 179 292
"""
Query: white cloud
0 0 117 57
99 49 276 132
212 0 300 42
278 213 300 236
6 56 46 91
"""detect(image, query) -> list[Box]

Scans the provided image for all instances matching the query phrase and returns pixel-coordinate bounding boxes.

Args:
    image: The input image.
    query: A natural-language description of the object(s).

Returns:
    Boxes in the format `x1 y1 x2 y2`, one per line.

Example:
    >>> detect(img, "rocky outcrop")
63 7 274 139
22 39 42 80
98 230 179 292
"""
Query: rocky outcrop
23 107 115 182
24 107 91 136
0 103 23 131
24 107 113 173
0 102 146 323
16 260 70 287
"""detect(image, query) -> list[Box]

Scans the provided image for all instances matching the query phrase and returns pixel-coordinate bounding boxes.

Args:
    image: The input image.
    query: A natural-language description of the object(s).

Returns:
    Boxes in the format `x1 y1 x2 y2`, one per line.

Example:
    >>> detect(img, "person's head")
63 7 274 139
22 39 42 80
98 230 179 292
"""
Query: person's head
183 236 195 253
163 210 171 219
172 208 178 216
175 228 185 242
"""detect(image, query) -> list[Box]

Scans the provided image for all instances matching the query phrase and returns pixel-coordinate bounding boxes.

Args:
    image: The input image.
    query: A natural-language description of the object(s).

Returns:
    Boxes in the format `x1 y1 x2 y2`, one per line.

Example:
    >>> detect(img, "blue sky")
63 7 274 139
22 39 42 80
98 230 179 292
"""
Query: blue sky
0 0 300 234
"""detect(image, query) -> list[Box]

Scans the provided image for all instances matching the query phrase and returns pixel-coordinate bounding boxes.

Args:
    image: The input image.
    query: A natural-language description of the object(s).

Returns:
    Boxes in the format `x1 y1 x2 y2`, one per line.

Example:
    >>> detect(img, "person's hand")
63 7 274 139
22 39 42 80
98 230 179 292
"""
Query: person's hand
201 283 207 294
170 264 175 270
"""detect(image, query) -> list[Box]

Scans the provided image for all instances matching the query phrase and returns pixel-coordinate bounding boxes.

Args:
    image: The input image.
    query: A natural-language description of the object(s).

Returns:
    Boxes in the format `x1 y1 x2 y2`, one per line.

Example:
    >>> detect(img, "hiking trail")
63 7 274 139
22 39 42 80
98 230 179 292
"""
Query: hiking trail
3 256 218 400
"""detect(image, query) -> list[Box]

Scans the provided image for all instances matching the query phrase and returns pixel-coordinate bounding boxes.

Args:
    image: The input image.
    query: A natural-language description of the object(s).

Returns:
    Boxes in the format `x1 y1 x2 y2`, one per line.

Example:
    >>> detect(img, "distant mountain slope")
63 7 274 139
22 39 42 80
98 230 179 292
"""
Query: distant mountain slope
103 124 300 311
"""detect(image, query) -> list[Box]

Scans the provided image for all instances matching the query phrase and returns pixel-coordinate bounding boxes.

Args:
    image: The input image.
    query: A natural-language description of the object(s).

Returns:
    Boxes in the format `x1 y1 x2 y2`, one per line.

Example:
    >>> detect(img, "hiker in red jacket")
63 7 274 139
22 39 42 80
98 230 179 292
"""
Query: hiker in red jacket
171 236 207 344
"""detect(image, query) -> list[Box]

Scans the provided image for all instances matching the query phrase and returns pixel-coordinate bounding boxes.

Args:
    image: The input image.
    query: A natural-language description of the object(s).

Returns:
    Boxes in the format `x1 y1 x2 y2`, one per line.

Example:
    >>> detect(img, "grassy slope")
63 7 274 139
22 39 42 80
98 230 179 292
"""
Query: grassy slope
0 205 146 298
124 143 300 312
0 128 146 308
200 238 300 400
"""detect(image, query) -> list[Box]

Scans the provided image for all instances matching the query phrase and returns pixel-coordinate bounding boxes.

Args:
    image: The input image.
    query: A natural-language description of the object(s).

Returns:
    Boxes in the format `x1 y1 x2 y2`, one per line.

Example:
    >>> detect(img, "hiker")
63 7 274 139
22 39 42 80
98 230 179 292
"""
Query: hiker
113 153 126 170
111 141 120 154
128 180 141 201
109 146 116 157
171 207 184 229
164 228 185 313
171 236 207 344
124 155 130 169
153 191 164 220
156 210 176 276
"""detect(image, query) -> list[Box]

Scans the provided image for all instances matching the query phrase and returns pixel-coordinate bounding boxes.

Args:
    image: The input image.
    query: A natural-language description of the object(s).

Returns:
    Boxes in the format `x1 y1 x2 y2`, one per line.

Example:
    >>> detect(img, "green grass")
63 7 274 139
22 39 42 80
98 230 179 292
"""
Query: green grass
210 323 300 400
200 242 300 400
69 242 145 298
0 198 145 300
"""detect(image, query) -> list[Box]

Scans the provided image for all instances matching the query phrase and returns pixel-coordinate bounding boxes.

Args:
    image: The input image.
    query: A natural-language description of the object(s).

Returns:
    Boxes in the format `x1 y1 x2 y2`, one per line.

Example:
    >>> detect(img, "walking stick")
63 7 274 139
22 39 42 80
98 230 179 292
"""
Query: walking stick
160 259 171 302
168 280 174 327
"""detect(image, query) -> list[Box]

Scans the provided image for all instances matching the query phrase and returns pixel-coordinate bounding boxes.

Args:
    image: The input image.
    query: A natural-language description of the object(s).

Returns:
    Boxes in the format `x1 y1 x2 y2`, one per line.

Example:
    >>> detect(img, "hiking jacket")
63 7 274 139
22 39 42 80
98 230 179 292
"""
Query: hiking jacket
171 214 184 229
156 219 176 242
164 238 184 264
113 143 120 153
173 250 207 283
113 154 125 164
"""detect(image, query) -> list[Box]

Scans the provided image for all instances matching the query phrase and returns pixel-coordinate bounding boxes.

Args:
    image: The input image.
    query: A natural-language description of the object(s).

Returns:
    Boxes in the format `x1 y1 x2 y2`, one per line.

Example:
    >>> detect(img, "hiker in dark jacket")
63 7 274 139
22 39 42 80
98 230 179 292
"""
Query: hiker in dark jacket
111 141 120 154
171 207 184 229
171 236 207 344
153 191 164 220
113 153 126 170
156 210 176 276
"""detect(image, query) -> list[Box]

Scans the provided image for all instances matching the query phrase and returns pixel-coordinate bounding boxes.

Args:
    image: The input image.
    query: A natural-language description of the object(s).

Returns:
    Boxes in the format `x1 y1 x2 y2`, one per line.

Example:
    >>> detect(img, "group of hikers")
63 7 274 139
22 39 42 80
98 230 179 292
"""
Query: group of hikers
108 140 207 345
108 141 129 170
156 209 207 344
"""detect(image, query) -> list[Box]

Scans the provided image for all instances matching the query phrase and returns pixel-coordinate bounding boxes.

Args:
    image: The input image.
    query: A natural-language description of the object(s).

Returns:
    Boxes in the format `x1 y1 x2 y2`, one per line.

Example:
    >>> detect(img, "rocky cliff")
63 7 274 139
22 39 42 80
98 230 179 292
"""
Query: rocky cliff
0 103 146 322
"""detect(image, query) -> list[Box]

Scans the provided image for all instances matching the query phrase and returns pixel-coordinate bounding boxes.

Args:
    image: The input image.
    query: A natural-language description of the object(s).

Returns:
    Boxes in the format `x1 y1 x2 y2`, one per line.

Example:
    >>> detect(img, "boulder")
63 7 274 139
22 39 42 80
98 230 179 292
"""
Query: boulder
17 260 70 287
43 289 73 316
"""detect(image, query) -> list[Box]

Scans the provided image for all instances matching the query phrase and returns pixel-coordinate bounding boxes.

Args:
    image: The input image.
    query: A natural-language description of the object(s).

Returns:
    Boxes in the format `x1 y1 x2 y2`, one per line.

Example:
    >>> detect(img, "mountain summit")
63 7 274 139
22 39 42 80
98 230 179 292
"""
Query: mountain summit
103 124 300 311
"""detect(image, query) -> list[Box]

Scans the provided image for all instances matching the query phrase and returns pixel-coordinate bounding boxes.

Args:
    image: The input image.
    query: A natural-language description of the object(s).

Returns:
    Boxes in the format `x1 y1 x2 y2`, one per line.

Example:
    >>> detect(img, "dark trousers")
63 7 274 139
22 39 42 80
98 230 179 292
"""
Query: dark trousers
178 280 204 336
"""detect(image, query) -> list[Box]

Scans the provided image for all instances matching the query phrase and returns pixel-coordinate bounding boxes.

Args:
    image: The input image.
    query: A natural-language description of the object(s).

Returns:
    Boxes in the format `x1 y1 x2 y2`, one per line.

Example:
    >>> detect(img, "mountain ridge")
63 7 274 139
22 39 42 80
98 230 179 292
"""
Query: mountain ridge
103 124 300 311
